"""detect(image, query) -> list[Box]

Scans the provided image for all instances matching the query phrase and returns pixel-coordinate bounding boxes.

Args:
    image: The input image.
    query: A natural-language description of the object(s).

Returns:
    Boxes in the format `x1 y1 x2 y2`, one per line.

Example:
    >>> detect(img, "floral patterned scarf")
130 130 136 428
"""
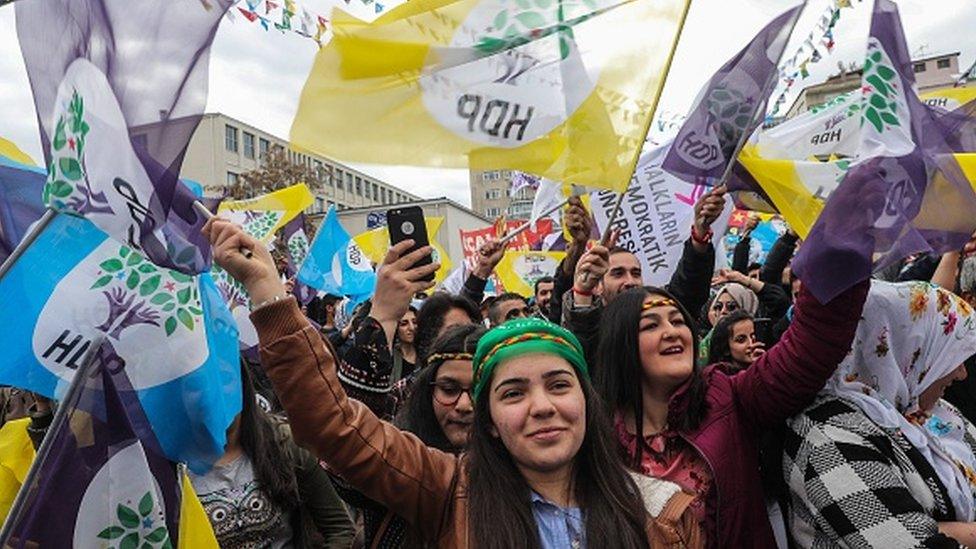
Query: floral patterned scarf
825 280 976 520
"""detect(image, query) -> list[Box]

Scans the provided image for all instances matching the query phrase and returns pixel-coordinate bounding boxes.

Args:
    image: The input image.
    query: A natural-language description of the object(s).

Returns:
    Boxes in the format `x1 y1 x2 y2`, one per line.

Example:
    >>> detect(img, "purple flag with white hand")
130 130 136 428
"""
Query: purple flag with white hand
791 0 976 302
16 0 232 274
662 3 803 183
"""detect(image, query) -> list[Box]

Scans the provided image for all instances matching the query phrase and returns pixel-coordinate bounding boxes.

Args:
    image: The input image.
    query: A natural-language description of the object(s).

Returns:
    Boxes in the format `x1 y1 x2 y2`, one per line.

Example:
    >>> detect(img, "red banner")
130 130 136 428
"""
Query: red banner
459 219 554 271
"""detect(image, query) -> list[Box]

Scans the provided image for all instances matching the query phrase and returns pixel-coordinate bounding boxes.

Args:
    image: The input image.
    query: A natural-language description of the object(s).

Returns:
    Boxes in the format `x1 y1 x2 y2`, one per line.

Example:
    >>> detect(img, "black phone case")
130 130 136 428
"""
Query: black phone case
387 206 435 282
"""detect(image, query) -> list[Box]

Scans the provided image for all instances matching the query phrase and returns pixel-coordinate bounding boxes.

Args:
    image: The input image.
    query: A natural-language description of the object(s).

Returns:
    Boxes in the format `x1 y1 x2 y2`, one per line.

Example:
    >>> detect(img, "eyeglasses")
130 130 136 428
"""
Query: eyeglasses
430 381 473 406
711 300 739 313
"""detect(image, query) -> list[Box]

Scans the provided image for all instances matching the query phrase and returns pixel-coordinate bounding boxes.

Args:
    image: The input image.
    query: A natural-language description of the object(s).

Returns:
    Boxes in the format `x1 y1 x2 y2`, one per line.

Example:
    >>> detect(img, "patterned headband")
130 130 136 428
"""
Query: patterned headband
474 333 579 387
642 298 677 311
426 352 473 365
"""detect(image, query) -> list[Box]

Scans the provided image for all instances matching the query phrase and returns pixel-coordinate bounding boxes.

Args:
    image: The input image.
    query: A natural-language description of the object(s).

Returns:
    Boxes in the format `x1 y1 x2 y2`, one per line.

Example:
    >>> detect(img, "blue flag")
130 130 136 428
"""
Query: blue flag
5 348 181 548
0 213 241 473
298 206 377 298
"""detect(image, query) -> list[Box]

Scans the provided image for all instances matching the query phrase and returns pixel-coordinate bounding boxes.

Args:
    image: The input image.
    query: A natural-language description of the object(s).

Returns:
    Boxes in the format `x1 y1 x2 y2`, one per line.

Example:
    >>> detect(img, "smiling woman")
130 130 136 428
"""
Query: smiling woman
205 218 702 548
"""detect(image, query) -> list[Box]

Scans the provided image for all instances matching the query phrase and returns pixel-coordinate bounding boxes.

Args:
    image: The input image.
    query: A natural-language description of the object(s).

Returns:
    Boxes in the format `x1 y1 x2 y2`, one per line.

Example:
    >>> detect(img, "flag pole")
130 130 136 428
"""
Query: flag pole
596 0 692 243
498 198 571 245
0 208 58 282
193 200 253 258
0 335 106 544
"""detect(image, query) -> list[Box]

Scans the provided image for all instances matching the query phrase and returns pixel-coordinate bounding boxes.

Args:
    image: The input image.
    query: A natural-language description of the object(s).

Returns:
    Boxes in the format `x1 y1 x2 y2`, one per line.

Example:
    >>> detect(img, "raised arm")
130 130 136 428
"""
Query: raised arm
730 278 869 430
205 218 458 540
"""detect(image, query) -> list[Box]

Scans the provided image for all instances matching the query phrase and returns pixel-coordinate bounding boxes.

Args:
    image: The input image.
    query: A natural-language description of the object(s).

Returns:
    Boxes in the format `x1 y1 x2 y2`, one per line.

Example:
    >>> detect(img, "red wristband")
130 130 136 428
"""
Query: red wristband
572 285 594 297
691 225 713 244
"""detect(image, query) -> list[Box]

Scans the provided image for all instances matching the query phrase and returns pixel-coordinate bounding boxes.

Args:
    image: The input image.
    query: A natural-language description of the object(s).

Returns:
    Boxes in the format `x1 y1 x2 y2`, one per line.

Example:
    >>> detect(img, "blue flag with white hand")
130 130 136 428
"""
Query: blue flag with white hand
0 212 241 473
298 206 377 297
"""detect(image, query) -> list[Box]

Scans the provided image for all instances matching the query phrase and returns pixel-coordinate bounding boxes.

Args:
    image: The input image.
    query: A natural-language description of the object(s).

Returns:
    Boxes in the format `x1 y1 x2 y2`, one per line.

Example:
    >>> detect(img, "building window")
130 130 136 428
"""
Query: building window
381 188 387 203
372 183 379 201
355 177 363 196
258 138 269 159
226 171 239 186
225 125 239 152
937 58 951 69
486 207 500 217
346 173 354 191
335 170 344 190
243 132 255 159
913 62 926 73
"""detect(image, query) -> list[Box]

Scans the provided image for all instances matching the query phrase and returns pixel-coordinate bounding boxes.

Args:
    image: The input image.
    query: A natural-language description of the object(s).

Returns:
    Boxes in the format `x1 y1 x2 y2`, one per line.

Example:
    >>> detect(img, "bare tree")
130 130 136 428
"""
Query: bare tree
226 146 328 200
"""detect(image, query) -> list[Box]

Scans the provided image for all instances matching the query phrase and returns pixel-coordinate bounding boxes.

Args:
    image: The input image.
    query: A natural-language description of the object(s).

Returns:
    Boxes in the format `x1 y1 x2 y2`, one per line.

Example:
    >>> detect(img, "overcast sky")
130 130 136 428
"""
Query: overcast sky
1 0 972 206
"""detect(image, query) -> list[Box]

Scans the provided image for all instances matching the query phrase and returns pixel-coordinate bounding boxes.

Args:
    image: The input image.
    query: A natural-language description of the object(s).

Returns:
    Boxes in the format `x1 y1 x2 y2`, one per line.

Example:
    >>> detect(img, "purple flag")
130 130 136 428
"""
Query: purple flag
282 214 317 305
6 343 180 548
662 4 803 183
16 0 232 274
0 157 46 264
792 0 976 302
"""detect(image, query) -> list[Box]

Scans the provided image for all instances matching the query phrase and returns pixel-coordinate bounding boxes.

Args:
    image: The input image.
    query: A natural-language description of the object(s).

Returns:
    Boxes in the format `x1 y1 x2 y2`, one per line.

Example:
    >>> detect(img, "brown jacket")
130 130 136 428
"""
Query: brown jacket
254 298 702 548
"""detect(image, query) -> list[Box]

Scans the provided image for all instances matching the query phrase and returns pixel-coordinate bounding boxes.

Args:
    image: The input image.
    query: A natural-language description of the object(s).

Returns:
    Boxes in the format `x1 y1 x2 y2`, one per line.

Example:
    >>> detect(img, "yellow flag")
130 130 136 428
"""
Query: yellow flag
217 183 314 242
0 137 37 166
179 470 220 549
0 418 35 524
354 217 453 283
290 0 690 192
496 250 565 296
919 86 976 112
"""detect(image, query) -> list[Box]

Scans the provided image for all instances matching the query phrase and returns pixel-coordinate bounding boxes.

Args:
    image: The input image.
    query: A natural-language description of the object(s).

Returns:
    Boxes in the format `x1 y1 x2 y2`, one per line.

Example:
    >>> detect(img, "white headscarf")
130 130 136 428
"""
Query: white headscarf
825 280 976 520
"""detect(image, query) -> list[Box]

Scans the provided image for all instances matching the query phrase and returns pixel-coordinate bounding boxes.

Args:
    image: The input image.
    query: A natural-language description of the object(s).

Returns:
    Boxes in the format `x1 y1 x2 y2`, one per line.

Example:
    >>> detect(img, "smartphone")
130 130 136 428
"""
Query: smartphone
387 206 434 282
753 317 773 348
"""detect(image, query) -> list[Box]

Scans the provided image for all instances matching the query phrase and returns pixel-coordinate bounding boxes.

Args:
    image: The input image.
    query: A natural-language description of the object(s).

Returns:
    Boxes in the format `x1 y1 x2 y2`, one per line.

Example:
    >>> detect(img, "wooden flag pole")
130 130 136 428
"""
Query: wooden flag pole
193 200 253 259
498 198 571 245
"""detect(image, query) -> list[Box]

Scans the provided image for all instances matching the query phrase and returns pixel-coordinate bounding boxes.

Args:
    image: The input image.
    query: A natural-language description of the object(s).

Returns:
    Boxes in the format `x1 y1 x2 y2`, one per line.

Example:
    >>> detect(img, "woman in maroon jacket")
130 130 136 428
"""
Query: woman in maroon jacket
593 279 870 548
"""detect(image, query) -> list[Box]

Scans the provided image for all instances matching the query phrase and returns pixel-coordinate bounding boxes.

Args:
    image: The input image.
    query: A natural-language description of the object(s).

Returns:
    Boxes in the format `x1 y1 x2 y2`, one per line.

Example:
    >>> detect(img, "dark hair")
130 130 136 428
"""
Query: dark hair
239 362 300 511
393 305 419 348
747 262 762 273
487 292 528 326
533 276 555 295
415 293 480 362
468 366 650 549
395 324 485 451
706 309 755 366
594 286 708 467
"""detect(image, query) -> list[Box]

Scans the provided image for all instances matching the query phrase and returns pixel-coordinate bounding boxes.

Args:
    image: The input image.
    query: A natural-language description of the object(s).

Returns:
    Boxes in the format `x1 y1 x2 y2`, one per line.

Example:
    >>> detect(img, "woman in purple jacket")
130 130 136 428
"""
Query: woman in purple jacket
593 279 869 548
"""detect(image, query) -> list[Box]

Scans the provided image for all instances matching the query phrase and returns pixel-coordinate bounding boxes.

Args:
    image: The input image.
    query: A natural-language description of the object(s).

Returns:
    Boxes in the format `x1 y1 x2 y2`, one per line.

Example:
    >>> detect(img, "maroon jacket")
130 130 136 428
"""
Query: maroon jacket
665 281 869 548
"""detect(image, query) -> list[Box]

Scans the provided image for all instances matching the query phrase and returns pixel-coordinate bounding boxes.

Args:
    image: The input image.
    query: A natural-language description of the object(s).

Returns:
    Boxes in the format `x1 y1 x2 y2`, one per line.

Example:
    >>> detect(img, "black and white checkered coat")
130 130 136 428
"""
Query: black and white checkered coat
783 395 974 548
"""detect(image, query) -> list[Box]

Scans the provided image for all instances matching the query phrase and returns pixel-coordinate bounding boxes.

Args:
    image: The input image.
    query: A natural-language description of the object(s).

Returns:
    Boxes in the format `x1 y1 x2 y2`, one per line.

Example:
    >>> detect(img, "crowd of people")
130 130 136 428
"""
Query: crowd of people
13 183 975 548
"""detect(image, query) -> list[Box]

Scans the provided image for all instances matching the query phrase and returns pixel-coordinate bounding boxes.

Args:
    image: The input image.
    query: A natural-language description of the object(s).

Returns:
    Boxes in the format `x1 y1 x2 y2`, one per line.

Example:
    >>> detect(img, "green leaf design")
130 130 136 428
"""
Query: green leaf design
150 293 174 305
515 10 545 28
50 180 73 198
120 246 131 258
90 274 114 290
880 111 900 126
869 94 889 110
876 65 896 81
864 106 884 133
162 538 174 549
493 10 507 29
188 306 203 316
138 264 157 274
97 526 125 539
171 272 192 283
863 59 873 73
118 504 140 528
120 532 140 549
177 308 195 331
59 158 82 181
866 75 890 97
165 316 178 336
139 275 161 297
53 118 67 151
100 258 124 272
870 50 882 63
127 252 143 267
139 492 154 518
146 527 168 543
126 270 140 291
141 543 152 549
177 287 191 305
162 302 176 312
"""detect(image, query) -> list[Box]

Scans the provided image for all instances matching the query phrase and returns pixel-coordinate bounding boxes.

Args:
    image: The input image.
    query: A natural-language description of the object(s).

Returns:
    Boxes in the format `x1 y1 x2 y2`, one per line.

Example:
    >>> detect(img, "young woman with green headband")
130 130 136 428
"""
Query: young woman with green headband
204 218 702 548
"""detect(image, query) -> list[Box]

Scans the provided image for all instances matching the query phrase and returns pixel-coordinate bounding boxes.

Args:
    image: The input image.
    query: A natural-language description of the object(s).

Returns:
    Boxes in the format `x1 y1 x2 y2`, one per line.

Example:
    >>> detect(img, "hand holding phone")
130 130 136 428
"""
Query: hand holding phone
387 206 434 283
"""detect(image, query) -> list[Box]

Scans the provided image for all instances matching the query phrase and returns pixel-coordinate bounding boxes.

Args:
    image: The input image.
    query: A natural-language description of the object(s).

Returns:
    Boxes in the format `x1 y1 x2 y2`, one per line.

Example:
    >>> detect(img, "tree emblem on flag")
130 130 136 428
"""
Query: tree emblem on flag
91 245 203 338
705 84 754 159
476 0 599 61
96 492 172 549
861 40 902 133
43 90 113 216
287 231 310 265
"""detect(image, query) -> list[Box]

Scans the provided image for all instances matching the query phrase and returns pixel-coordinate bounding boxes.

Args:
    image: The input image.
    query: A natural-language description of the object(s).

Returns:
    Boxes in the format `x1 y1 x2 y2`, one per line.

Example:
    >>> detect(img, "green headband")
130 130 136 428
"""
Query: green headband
472 317 588 401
